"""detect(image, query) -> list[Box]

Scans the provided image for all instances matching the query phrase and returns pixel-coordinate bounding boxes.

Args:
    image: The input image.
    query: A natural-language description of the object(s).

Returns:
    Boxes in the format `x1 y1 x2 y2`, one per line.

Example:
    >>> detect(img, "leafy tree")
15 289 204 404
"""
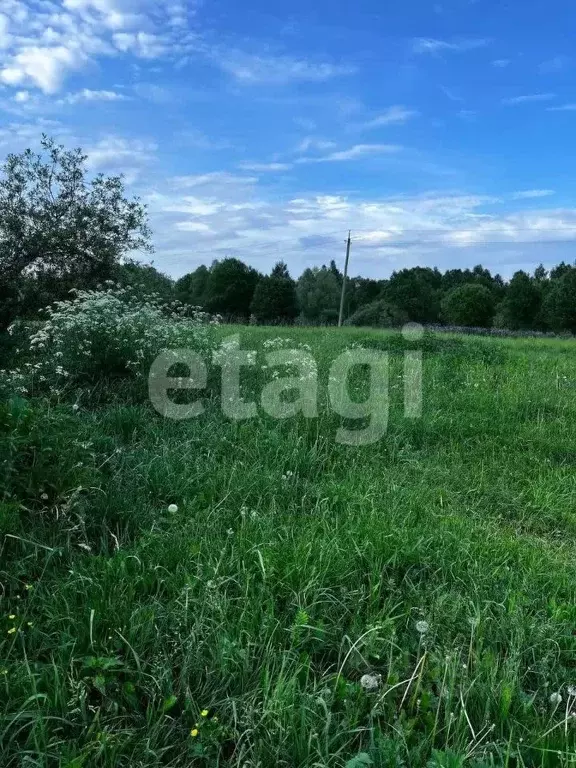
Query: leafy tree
296 266 341 323
250 262 298 324
175 265 210 308
534 264 547 281
441 283 496 327
499 270 542 330
384 267 442 323
114 260 173 302
542 267 576 333
345 299 408 328
271 261 290 279
329 259 342 285
203 258 260 319
346 276 384 315
0 134 152 330
550 261 573 280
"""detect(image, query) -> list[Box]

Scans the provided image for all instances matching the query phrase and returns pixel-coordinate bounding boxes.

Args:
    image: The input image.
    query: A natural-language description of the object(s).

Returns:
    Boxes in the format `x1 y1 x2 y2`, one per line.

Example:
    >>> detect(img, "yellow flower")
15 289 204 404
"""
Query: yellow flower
27 622 33 627
8 615 15 620
190 728 199 738
201 709 209 717
7 627 16 635
24 584 32 591
211 715 219 722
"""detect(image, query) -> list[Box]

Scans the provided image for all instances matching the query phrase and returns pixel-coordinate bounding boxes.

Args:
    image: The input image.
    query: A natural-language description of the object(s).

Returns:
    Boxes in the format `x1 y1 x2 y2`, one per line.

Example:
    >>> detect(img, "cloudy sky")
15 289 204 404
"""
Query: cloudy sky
1 0 576 278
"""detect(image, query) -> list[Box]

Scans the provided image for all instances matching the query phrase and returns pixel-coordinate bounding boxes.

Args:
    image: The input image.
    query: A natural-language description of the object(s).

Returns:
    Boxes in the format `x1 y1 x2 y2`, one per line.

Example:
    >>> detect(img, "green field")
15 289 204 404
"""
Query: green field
2 326 576 767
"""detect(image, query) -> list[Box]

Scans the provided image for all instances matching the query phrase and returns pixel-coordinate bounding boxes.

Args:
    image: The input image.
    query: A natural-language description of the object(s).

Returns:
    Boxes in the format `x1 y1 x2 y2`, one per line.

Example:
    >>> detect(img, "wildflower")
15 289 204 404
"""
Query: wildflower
201 709 209 717
168 504 178 514
360 673 382 692
7 627 16 635
40 493 49 501
550 691 562 706
190 728 199 738
27 622 33 627
24 584 32 591
415 620 430 634
72 404 80 412
227 528 234 536
8 615 15 620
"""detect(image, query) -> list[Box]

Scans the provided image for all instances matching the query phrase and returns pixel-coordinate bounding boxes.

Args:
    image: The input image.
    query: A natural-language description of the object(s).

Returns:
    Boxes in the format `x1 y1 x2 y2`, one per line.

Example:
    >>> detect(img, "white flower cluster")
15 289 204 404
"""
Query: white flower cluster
3 285 218 395
262 336 316 383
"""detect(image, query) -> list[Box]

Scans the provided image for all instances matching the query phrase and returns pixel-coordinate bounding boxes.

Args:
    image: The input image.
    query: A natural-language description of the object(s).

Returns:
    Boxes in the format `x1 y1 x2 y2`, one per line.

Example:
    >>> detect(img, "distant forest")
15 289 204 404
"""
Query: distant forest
11 256 576 334
169 257 576 333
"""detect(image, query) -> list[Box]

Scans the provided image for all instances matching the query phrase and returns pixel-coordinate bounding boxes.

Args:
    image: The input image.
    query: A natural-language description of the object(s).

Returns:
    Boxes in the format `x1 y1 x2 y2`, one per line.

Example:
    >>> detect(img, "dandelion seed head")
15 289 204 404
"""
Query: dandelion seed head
168 504 178 513
415 620 430 634
360 673 381 691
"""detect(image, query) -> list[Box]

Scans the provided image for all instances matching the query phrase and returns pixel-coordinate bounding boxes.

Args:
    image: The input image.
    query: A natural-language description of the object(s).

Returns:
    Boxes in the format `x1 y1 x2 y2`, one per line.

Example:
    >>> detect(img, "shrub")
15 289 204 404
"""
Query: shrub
345 300 408 328
1 285 217 396
441 283 496 328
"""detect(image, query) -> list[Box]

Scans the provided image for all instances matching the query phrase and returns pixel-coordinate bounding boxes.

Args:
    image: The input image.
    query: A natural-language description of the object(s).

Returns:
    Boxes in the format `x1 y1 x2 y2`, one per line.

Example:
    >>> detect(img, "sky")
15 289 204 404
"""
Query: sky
1 0 576 279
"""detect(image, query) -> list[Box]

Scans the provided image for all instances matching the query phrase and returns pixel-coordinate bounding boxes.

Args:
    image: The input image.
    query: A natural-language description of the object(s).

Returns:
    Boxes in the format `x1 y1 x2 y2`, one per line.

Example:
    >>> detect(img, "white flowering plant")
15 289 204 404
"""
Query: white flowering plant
1 285 218 397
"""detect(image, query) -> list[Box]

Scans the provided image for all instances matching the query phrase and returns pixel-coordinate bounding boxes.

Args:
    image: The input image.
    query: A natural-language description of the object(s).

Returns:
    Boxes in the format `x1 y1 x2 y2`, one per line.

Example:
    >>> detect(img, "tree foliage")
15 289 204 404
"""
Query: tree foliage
0 135 152 329
499 271 542 330
175 265 210 308
296 267 341 324
203 258 260 319
345 299 408 328
384 267 442 323
441 283 496 327
250 262 298 324
542 267 576 333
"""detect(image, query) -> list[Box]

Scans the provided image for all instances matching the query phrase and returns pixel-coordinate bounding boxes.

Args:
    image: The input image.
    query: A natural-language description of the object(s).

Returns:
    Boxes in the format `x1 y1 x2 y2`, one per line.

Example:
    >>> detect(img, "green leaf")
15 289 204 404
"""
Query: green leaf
345 754 373 768
162 695 178 713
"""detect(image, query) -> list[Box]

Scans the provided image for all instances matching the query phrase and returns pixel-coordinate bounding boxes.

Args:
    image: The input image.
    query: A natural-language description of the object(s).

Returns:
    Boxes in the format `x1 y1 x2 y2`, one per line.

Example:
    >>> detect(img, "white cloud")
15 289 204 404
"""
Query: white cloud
175 221 214 233
503 93 556 105
211 49 357 84
171 172 258 190
13 89 29 102
547 103 576 112
538 56 569 74
297 143 401 163
357 106 418 130
0 13 10 49
59 88 127 104
113 31 166 58
0 0 192 94
86 135 157 182
512 189 555 200
144 178 576 278
412 37 489 55
1 45 87 93
295 137 337 153
238 162 292 172
492 59 511 67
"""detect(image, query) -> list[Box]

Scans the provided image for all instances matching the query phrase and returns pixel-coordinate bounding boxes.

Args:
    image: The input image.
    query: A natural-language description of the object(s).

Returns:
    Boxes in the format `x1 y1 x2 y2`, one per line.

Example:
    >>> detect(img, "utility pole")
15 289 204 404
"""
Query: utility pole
338 230 351 327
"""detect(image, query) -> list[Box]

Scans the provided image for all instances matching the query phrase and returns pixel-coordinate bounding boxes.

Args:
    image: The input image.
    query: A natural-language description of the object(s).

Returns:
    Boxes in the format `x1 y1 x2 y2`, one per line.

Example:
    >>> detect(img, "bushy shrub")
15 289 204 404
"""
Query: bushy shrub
1 285 217 397
345 300 408 328
441 283 496 328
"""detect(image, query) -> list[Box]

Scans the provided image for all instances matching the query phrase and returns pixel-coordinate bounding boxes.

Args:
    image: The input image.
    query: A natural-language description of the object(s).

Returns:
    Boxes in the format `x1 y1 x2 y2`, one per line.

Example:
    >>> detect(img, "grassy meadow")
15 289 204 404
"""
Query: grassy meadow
2 325 576 767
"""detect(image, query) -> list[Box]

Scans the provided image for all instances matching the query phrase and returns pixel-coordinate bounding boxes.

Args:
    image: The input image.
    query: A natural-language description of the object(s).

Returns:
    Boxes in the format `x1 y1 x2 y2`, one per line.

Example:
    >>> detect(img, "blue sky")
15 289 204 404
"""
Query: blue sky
1 0 576 278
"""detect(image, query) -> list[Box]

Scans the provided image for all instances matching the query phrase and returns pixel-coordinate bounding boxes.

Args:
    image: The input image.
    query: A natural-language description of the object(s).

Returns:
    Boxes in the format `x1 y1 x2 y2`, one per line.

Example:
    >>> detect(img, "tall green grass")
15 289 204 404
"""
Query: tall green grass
2 327 576 766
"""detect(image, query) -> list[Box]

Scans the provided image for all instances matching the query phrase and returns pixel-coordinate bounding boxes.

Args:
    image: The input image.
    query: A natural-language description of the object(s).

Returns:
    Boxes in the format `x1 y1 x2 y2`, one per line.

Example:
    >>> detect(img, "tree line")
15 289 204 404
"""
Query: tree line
174 257 576 334
2 136 576 335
